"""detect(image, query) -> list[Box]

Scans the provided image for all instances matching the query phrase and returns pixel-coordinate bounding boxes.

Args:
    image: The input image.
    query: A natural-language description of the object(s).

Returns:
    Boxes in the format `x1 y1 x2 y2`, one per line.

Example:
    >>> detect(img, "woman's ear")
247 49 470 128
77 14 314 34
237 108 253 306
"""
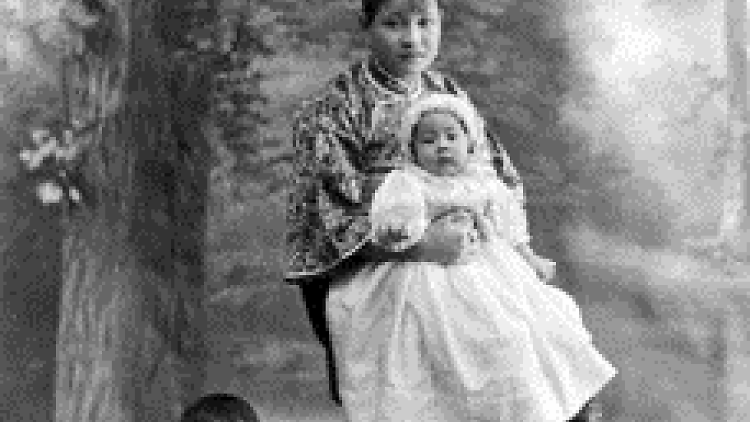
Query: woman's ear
357 15 372 46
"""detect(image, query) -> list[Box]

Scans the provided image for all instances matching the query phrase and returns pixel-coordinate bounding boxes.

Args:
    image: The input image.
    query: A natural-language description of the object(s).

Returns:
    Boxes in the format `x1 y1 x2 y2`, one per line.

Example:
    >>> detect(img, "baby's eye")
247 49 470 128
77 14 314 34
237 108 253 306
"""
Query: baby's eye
381 19 399 28
450 212 472 223
446 133 457 141
418 18 433 27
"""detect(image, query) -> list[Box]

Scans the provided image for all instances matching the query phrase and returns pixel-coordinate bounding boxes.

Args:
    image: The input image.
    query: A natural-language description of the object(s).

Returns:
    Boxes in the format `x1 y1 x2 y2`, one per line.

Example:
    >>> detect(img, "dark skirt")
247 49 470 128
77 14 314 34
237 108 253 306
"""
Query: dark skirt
298 279 342 405
290 246 379 406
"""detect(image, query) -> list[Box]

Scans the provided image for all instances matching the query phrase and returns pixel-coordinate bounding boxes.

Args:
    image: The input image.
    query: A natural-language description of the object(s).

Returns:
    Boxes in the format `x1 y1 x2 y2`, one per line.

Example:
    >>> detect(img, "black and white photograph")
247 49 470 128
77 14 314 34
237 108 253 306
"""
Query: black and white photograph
0 0 747 421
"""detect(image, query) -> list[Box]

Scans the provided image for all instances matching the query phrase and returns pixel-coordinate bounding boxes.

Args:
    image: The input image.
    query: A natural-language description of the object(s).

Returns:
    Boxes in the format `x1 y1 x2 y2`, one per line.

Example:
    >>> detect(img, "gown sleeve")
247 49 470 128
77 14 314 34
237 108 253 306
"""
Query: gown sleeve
484 179 531 246
293 95 367 206
369 169 427 252
488 135 526 205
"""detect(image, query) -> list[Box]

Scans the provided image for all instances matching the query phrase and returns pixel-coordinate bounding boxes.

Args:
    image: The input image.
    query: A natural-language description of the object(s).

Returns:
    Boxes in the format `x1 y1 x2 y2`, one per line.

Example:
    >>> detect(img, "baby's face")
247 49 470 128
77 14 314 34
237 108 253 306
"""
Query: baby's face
413 111 470 177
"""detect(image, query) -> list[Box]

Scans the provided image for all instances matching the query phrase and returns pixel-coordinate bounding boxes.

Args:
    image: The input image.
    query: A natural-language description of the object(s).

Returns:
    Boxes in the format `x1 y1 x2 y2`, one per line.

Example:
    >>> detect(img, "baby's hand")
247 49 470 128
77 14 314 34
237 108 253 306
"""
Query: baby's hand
442 208 494 243
373 206 423 251
533 256 556 282
414 209 482 265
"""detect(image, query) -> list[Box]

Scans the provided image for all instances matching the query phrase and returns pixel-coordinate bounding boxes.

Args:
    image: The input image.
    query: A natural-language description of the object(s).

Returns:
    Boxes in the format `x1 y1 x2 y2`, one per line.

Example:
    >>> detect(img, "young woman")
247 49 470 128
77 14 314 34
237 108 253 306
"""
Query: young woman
284 0 606 420
285 0 518 405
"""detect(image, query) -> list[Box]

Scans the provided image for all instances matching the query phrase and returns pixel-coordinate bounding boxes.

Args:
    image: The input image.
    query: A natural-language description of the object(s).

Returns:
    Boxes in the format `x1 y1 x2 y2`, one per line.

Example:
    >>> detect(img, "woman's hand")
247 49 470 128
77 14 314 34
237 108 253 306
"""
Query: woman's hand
412 210 482 265
515 243 556 282
374 209 423 251
363 172 389 203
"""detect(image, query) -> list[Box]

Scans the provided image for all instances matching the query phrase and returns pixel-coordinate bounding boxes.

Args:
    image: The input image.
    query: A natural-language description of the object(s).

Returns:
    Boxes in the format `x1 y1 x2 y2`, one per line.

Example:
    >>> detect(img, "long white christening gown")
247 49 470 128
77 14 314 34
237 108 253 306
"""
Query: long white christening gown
326 165 616 422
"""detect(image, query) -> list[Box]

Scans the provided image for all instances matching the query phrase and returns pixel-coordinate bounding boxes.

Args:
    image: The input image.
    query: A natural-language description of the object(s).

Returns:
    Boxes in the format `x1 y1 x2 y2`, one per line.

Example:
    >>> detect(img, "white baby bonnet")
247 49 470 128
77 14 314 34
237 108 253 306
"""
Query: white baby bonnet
398 92 495 176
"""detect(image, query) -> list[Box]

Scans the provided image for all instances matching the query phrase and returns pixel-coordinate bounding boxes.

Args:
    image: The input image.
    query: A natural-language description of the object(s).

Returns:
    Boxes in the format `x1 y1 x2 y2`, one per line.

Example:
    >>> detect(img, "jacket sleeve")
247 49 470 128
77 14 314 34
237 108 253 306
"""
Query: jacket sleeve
292 95 367 207
487 136 525 206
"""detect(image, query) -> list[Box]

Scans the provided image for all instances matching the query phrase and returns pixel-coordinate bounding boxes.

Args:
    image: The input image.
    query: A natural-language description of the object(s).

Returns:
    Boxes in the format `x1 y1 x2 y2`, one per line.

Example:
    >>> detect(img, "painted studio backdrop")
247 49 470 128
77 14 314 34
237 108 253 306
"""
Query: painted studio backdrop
1 0 749 421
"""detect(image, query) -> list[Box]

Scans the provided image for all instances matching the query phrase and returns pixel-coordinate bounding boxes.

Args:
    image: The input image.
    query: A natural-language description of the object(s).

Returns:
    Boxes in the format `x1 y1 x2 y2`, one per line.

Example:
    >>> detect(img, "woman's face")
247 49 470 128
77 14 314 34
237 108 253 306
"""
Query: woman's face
365 0 441 79
413 111 470 177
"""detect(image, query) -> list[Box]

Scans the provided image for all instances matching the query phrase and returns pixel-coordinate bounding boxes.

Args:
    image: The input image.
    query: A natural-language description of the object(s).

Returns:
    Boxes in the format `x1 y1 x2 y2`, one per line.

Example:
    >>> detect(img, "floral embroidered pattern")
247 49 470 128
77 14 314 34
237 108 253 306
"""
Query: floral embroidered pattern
285 60 525 280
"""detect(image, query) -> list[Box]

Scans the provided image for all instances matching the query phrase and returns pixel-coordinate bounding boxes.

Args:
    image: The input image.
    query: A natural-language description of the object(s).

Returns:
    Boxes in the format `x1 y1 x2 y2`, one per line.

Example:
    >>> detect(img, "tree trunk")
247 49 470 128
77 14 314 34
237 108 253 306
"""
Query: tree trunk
722 4 750 421
0 162 61 422
55 0 214 420
721 0 749 248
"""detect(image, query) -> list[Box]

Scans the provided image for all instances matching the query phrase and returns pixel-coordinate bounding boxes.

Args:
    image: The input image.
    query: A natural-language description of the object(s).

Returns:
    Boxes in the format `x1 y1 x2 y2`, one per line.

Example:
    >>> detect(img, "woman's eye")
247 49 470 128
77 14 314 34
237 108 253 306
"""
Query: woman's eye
446 133 457 141
382 19 399 28
418 18 433 27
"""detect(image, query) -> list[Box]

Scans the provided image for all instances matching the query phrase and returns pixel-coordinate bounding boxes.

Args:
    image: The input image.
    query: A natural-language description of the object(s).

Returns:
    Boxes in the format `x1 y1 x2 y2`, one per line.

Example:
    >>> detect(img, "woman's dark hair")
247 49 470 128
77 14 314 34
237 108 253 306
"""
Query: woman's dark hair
180 394 259 422
362 0 443 28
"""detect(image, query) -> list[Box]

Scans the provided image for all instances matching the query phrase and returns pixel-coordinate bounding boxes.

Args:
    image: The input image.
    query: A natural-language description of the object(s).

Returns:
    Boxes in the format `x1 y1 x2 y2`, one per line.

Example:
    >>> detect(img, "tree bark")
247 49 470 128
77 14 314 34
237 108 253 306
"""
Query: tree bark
0 165 61 422
721 0 749 246
55 0 214 420
721 4 750 422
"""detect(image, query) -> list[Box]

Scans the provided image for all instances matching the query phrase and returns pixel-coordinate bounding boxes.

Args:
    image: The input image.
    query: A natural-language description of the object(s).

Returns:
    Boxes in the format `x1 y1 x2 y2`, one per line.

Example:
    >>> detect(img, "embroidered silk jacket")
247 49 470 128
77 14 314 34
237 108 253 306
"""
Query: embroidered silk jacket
285 60 524 281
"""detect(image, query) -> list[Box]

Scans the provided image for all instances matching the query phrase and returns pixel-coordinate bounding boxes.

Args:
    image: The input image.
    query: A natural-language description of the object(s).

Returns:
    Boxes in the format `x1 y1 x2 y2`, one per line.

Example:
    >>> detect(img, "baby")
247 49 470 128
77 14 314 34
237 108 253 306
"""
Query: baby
375 94 554 281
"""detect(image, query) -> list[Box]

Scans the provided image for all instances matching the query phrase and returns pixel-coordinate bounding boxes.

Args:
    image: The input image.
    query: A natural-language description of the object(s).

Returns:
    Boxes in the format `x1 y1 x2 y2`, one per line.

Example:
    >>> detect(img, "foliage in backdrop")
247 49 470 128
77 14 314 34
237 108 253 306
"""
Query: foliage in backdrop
0 0 733 288
1 1 745 421
208 0 731 290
